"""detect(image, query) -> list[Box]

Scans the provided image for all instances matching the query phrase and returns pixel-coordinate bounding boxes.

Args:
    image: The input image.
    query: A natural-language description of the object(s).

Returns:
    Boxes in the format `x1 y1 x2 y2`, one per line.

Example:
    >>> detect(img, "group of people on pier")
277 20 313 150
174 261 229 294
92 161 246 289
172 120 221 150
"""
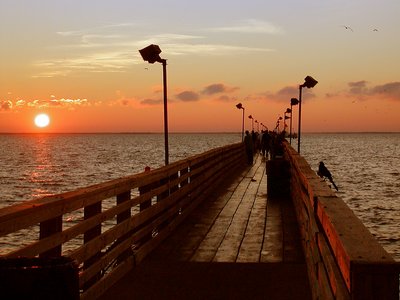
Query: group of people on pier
244 129 286 165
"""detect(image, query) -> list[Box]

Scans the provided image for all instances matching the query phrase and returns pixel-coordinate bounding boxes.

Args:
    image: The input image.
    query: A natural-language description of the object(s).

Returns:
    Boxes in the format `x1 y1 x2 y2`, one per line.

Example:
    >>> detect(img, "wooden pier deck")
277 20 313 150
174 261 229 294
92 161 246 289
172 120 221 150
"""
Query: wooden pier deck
100 155 311 300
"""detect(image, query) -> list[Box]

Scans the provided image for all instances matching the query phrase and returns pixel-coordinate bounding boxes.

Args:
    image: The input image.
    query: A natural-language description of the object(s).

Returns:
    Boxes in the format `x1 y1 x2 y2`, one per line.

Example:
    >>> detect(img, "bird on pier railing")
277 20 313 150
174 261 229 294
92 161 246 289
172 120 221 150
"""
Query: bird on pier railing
318 161 339 191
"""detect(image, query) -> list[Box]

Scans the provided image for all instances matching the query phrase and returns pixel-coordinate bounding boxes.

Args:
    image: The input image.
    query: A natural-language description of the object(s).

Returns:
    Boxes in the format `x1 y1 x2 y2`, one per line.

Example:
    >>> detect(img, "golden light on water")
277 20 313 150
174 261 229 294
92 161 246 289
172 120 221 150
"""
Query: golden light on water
34 113 50 128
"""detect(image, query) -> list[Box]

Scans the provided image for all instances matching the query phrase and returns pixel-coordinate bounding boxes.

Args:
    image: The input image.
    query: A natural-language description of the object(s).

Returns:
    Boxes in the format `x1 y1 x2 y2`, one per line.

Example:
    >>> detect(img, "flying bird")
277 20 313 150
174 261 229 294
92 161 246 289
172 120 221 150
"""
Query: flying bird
342 25 353 32
373 28 378 32
318 161 339 191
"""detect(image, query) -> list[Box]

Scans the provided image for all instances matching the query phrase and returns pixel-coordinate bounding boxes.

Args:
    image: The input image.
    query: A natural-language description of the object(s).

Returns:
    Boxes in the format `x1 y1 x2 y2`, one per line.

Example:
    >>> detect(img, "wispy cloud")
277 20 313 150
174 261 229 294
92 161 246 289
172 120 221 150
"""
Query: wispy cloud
34 22 275 77
211 19 284 34
0 97 91 111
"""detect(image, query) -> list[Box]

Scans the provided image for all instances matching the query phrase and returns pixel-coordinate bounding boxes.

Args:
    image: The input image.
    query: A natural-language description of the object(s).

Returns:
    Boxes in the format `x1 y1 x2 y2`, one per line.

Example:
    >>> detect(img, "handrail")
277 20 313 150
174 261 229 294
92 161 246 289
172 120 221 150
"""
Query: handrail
0 142 246 299
282 141 399 300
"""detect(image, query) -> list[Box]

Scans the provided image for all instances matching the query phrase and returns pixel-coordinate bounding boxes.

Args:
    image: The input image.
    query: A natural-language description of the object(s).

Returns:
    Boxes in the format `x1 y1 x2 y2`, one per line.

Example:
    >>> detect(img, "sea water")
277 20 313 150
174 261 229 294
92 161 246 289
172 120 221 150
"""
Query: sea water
0 132 399 261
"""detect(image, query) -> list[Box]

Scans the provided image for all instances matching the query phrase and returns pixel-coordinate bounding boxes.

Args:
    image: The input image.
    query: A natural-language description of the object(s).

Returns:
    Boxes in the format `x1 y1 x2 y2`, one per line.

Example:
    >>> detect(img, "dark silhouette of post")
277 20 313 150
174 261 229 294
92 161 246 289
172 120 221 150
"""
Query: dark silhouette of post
248 115 254 131
162 59 169 165
298 76 318 154
236 103 245 141
290 98 299 145
139 44 169 165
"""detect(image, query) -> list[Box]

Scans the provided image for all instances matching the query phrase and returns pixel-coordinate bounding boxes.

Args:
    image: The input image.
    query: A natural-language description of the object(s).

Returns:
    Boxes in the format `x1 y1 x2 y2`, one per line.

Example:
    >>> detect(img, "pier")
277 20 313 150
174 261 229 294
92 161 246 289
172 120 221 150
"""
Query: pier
0 141 399 299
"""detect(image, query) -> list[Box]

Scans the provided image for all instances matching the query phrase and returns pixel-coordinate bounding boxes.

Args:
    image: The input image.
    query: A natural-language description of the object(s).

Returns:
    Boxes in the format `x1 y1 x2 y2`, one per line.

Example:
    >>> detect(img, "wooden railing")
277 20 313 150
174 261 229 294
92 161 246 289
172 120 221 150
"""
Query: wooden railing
0 142 246 299
282 141 399 300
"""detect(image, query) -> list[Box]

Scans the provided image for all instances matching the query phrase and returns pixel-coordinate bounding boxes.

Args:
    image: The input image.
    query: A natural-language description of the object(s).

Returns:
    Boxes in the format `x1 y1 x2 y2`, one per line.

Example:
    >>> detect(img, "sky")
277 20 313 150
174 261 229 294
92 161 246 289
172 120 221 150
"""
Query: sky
1 0 400 133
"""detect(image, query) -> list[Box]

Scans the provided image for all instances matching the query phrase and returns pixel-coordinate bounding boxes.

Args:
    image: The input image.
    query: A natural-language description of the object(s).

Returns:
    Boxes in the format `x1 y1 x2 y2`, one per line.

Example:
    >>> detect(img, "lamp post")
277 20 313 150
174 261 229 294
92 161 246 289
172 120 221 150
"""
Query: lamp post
275 116 282 132
139 44 169 165
298 76 318 154
261 123 268 131
236 103 245 141
290 98 299 145
248 115 254 131
284 108 291 135
255 120 259 132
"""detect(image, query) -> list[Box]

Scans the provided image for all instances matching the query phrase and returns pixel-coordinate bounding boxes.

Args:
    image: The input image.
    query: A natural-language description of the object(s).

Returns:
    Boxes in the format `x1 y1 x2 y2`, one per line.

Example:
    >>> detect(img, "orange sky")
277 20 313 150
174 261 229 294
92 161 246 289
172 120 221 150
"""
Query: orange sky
1 1 400 133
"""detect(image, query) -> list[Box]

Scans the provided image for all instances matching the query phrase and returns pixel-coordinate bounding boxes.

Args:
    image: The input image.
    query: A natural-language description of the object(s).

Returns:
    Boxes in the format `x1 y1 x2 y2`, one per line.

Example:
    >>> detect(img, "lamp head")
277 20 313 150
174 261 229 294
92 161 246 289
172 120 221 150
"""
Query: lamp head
291 98 299 106
248 115 253 119
302 76 318 88
286 108 292 113
139 44 162 64
236 103 243 109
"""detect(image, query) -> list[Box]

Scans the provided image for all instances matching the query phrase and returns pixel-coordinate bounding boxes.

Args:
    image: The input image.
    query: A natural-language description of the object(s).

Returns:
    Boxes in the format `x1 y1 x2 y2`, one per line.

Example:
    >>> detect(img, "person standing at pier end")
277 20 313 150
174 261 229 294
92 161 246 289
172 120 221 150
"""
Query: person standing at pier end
261 130 271 158
244 130 254 165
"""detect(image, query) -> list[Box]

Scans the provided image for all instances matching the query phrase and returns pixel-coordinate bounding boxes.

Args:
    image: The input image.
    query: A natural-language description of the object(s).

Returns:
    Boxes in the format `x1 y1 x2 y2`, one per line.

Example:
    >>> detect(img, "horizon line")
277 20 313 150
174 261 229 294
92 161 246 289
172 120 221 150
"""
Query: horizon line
0 131 399 135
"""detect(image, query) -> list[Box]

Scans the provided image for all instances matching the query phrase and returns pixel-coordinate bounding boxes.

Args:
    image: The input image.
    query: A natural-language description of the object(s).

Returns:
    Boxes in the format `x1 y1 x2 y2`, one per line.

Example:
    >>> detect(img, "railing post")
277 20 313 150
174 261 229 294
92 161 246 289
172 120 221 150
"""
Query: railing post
83 201 102 289
116 191 132 261
39 216 62 257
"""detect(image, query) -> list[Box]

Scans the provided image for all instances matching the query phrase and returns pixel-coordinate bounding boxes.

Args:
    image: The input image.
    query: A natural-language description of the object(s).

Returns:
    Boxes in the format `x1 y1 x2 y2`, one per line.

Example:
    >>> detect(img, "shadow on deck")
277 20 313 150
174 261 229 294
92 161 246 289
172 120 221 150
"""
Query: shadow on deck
100 155 311 299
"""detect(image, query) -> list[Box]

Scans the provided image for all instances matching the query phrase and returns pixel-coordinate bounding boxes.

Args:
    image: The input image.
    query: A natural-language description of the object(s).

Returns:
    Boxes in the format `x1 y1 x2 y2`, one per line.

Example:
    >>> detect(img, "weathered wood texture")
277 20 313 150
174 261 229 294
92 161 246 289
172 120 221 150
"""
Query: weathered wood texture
0 142 246 300
283 141 399 300
98 154 311 300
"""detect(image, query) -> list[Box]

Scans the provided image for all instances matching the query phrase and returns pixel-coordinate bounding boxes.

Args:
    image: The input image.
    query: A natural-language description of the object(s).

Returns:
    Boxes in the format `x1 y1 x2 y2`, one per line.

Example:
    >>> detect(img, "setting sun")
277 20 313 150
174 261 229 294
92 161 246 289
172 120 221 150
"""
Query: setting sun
34 113 50 128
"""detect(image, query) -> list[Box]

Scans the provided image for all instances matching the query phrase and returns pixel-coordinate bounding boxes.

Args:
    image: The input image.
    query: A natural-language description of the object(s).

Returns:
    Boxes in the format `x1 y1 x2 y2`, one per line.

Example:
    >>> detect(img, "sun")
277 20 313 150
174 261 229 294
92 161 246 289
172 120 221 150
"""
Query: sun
34 113 50 128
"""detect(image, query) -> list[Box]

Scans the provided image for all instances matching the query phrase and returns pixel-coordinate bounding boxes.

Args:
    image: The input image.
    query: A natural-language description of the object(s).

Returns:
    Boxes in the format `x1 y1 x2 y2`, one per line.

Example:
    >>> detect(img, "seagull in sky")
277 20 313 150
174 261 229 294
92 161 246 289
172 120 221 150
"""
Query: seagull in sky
373 28 379 32
342 25 353 32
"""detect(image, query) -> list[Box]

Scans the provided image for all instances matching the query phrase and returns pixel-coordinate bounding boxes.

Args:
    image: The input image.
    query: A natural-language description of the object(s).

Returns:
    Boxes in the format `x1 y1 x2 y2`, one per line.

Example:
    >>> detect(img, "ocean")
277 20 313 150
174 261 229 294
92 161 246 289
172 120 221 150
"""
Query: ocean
0 132 399 262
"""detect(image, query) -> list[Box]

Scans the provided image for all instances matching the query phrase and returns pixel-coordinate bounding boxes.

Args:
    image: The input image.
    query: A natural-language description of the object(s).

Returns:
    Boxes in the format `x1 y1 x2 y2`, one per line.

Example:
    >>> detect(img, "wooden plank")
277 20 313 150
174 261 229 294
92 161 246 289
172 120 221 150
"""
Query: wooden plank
237 179 267 263
316 232 350 300
316 195 399 294
261 196 282 263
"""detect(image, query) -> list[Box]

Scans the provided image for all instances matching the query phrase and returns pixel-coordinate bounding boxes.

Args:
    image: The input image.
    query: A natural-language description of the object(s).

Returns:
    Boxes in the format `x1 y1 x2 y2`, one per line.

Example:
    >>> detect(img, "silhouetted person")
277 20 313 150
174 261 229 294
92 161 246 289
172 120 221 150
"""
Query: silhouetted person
318 161 338 191
261 130 271 158
244 130 254 165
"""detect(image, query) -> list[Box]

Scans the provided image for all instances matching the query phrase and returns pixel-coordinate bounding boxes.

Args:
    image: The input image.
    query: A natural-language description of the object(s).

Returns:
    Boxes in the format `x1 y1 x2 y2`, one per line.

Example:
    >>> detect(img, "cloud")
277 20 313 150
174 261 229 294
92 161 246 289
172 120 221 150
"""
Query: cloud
34 22 275 77
140 98 162 105
348 81 369 95
175 91 199 102
0 101 12 111
0 97 90 111
262 86 316 102
346 81 400 101
215 95 238 102
201 83 239 95
211 19 284 34
370 82 400 100
162 43 274 56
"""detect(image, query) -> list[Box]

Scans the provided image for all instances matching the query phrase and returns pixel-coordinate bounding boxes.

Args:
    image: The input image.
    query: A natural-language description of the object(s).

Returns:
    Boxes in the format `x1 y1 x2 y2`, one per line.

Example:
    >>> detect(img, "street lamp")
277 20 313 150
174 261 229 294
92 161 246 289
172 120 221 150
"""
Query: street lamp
298 76 318 154
255 120 259 132
139 44 169 165
290 98 299 145
248 115 254 131
236 103 245 141
275 116 283 132
284 108 291 135
260 123 268 131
